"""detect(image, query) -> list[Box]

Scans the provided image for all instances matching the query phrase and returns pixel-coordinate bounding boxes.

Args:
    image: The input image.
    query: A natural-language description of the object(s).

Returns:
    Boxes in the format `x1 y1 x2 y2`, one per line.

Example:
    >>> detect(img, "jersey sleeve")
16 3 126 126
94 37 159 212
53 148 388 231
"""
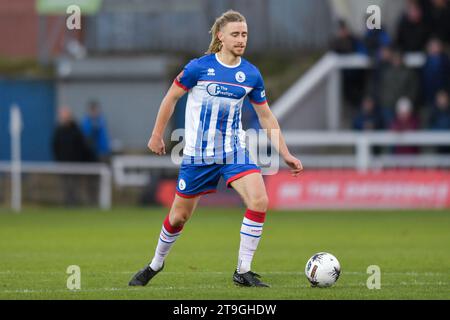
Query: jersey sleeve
174 59 201 91
248 68 267 106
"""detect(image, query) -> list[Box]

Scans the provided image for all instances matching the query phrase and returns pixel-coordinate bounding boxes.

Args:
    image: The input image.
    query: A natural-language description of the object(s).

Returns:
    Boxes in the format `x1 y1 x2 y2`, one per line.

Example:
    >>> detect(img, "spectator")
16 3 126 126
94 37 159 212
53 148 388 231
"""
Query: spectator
81 100 111 162
378 49 419 125
418 0 433 18
53 107 96 163
330 20 365 54
378 45 394 67
427 0 450 45
430 90 450 129
352 96 384 131
52 107 96 206
429 90 450 153
330 20 367 107
396 0 431 52
367 45 394 105
362 25 391 59
391 97 420 154
422 38 450 106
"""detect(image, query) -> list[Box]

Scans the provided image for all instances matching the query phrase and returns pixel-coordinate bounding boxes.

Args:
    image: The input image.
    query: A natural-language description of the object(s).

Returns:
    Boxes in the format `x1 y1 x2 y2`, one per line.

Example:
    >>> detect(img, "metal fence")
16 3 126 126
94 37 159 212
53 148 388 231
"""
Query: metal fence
1 131 449 210
0 162 112 210
112 131 450 187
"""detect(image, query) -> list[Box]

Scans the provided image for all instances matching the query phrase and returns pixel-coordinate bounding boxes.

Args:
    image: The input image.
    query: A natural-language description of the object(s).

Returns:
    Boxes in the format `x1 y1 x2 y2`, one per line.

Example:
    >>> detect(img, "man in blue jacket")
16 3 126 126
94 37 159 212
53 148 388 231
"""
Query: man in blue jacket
81 100 111 162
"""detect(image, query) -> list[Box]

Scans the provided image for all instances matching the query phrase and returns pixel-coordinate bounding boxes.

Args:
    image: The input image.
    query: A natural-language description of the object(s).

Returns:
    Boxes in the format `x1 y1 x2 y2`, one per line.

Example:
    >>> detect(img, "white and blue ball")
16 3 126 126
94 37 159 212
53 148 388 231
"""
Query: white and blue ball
305 252 341 288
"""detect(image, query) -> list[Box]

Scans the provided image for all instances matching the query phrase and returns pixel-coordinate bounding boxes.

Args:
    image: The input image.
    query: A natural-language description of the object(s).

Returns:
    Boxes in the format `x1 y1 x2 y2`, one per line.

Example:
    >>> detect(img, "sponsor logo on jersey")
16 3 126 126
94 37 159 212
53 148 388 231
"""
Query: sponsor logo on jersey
178 179 186 191
235 71 246 83
206 83 246 99
207 68 215 76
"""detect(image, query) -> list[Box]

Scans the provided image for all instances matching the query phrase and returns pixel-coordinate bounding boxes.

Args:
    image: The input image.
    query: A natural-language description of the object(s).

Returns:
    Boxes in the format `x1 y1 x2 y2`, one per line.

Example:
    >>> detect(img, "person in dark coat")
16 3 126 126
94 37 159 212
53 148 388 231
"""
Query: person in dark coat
330 20 367 107
352 96 384 131
421 0 450 45
53 107 96 163
378 49 419 125
429 90 450 153
422 38 450 106
52 107 96 206
396 0 431 52
330 20 366 54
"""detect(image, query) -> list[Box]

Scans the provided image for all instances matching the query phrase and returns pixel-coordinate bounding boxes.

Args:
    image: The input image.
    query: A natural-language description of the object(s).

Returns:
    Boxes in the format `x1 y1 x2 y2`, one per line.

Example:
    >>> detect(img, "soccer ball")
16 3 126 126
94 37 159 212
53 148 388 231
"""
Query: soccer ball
305 252 341 287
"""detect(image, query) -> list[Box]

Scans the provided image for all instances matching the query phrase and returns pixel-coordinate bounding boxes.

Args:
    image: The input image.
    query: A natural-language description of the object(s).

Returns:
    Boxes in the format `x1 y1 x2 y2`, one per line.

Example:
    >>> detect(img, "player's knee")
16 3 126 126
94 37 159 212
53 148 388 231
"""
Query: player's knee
170 208 191 226
248 193 269 212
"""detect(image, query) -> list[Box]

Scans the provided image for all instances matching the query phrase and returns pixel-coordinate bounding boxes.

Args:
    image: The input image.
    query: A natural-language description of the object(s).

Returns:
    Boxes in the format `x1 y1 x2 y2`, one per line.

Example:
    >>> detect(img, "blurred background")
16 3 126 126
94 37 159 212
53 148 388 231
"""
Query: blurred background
1 0 449 210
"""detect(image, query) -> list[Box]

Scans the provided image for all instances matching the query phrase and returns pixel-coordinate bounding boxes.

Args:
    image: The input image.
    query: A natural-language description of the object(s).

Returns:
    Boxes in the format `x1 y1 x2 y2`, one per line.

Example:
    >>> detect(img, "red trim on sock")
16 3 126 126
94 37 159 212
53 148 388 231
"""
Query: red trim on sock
163 214 183 234
245 209 266 223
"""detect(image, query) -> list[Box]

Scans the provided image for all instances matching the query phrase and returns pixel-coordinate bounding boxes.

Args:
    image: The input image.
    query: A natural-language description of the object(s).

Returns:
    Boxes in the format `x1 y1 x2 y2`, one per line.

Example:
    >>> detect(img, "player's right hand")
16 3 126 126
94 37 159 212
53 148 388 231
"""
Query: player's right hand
148 133 166 155
283 153 303 177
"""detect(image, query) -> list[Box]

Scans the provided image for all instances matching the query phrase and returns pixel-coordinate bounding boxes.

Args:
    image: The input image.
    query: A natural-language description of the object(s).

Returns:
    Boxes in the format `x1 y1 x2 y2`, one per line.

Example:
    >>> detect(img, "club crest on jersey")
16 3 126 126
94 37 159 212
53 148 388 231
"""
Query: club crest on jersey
207 68 215 76
206 83 246 99
235 71 246 83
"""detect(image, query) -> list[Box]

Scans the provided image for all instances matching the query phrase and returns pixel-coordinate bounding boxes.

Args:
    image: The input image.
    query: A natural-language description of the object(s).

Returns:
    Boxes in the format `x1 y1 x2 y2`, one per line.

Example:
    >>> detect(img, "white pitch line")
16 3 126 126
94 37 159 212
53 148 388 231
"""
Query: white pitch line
0 271 447 276
0 282 448 295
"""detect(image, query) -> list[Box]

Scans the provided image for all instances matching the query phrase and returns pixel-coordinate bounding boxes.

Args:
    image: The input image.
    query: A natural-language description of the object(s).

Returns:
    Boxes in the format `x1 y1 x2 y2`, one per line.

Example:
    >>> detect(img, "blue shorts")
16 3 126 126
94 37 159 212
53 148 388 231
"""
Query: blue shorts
176 150 261 198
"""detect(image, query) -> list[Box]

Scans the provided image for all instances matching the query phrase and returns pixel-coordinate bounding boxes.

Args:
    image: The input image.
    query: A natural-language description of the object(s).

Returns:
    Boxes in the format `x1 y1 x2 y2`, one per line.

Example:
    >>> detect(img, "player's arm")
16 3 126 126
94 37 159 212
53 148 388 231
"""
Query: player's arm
148 83 187 155
252 102 303 177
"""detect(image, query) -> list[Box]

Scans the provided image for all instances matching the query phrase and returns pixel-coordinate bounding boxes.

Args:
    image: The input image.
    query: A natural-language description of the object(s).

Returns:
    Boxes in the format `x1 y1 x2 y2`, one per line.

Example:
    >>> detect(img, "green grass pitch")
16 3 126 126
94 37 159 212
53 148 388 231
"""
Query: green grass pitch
0 207 449 299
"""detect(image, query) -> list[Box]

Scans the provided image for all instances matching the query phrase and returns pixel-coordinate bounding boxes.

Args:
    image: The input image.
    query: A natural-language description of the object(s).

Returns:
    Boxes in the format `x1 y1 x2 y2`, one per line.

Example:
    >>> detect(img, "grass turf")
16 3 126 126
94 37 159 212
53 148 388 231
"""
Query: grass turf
0 207 449 300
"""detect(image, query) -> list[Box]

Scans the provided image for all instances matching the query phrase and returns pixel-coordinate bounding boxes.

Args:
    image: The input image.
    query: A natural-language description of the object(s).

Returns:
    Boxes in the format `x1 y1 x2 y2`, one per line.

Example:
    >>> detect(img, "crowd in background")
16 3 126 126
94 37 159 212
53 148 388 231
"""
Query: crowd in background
330 0 450 148
51 0 450 161
52 102 111 205
52 101 111 164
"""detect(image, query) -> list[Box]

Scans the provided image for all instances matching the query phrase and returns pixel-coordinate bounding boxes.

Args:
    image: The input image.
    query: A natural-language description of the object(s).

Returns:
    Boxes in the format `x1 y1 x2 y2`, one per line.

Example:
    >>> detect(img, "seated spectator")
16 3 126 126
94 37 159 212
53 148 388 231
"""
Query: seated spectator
391 98 420 154
352 96 384 131
330 20 365 54
429 90 450 130
429 90 450 153
378 49 419 124
81 100 111 162
422 37 450 106
428 0 450 45
396 0 431 52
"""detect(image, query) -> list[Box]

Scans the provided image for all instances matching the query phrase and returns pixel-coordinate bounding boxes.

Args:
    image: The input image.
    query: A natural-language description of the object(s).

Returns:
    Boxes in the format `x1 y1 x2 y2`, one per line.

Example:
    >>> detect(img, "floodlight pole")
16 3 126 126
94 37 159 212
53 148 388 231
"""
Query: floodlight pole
10 105 23 213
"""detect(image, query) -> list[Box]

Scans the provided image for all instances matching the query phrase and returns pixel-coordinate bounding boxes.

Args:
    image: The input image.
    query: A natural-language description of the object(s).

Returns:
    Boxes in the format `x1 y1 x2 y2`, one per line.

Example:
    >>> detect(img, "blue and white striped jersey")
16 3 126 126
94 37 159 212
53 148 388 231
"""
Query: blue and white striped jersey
174 53 267 164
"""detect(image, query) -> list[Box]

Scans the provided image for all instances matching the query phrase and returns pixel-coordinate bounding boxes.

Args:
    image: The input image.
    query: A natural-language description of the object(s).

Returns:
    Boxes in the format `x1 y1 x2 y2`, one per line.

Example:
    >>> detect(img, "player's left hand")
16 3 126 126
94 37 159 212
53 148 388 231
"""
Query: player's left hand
284 154 303 177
